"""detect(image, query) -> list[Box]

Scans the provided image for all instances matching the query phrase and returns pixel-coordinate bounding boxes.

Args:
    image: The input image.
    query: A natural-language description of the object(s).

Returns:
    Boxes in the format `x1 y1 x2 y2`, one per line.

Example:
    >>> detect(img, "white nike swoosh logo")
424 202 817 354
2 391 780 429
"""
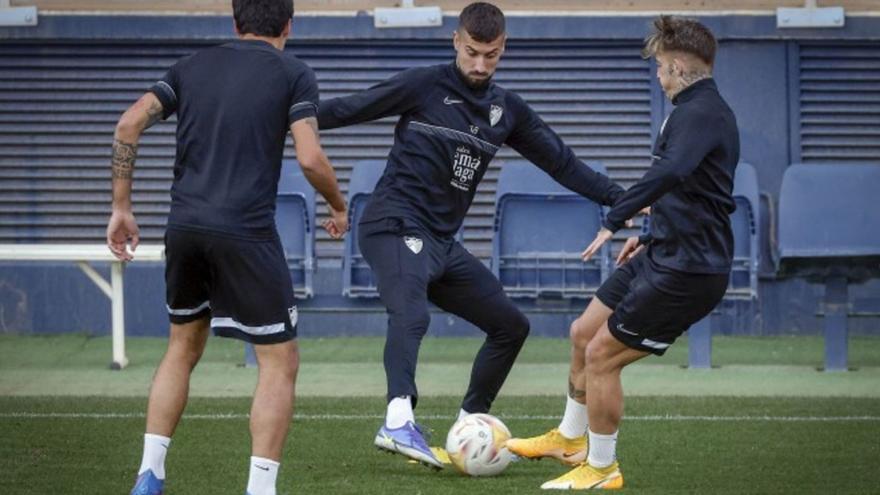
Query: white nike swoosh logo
616 323 638 336
444 97 463 105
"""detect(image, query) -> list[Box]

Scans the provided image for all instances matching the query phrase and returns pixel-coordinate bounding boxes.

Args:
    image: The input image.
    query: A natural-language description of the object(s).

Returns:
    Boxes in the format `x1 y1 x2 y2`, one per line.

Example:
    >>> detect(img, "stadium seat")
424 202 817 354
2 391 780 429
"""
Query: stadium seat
777 163 880 371
276 159 316 299
729 162 760 301
491 160 610 299
342 160 386 297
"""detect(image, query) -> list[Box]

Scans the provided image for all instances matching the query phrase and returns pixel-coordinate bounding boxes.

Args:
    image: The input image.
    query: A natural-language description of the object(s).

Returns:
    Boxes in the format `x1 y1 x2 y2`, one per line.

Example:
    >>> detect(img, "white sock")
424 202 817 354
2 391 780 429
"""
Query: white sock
457 408 470 421
558 396 588 439
138 433 170 479
246 456 279 495
587 429 618 468
386 395 414 429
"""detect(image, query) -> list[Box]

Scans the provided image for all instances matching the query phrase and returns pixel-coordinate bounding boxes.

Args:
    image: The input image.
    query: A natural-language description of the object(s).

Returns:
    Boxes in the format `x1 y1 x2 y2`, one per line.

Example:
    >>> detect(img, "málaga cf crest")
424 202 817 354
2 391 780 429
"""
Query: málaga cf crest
490 105 503 127
404 236 423 254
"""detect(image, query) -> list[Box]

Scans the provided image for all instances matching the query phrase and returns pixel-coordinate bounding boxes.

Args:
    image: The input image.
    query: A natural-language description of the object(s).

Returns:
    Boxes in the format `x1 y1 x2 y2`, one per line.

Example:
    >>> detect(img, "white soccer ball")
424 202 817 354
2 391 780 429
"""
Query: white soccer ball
445 413 513 477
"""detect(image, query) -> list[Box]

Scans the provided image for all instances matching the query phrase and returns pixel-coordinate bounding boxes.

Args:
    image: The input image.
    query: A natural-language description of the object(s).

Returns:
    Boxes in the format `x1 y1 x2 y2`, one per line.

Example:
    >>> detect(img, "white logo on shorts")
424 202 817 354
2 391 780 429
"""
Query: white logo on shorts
288 306 298 327
404 236 423 254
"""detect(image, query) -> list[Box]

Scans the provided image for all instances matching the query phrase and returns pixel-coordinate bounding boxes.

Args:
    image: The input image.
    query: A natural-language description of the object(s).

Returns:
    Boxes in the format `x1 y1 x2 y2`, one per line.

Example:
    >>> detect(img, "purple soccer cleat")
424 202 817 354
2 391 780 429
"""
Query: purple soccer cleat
373 421 444 470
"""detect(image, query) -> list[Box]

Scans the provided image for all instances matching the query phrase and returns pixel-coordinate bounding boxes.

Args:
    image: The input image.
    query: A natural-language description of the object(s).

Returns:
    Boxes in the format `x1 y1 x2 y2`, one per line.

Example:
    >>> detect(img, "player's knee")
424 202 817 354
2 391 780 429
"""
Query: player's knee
167 337 205 368
167 319 209 367
258 341 299 382
175 349 203 370
272 353 299 384
571 314 602 350
584 337 615 375
288 346 299 379
508 310 530 344
569 318 588 348
285 345 300 381
389 309 431 335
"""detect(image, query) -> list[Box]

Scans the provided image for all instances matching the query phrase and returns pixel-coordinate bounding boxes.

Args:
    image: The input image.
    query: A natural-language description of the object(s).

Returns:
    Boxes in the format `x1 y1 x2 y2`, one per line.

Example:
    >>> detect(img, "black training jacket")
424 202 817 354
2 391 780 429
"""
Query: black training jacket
605 78 740 274
318 63 624 237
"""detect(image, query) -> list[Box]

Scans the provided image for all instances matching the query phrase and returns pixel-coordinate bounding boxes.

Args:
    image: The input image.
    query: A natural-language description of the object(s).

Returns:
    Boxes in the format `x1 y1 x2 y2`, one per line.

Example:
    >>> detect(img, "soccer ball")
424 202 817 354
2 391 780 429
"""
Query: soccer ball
445 413 512 476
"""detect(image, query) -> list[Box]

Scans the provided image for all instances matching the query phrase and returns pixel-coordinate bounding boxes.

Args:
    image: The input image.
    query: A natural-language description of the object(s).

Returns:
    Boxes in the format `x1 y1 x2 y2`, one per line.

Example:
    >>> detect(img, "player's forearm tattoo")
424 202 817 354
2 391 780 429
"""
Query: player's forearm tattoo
111 139 137 180
304 116 320 137
291 117 321 146
568 378 586 400
144 97 163 130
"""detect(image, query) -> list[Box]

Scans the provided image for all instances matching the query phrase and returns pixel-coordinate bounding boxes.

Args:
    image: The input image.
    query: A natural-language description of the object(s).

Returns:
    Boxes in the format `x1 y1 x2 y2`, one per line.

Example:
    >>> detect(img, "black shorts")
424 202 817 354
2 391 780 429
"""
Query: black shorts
595 252 728 355
164 228 297 345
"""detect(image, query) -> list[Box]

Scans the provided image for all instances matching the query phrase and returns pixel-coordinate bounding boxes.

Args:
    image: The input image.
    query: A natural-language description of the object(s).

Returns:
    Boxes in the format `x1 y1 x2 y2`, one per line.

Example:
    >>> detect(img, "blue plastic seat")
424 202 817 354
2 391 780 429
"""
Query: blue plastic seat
492 160 610 298
777 163 880 371
778 164 880 273
275 159 316 299
728 162 760 300
342 160 386 297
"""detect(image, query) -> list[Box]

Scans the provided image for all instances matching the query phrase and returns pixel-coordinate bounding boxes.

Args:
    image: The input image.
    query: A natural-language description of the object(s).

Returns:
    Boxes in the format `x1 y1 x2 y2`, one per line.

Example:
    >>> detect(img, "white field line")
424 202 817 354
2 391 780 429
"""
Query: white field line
1 412 879 422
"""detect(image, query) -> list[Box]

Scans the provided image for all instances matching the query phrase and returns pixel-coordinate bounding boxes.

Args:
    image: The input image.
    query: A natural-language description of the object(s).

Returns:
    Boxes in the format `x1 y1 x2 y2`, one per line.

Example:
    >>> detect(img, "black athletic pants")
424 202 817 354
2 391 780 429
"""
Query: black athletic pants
358 217 530 413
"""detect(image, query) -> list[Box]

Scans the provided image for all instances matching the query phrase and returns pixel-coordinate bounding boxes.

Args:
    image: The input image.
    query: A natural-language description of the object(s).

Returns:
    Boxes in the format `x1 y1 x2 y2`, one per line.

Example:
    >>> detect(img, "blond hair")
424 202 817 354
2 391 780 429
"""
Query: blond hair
642 15 717 67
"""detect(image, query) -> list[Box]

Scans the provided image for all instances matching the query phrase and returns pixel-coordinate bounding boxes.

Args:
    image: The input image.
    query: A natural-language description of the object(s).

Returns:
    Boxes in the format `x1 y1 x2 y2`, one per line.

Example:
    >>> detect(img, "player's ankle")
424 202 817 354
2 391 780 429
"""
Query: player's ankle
246 456 279 495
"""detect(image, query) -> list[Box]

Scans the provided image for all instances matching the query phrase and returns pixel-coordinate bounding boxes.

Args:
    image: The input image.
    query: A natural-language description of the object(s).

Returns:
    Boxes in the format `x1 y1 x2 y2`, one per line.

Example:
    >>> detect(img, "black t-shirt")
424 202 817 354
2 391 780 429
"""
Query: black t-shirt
604 78 740 274
149 39 318 239
318 63 623 237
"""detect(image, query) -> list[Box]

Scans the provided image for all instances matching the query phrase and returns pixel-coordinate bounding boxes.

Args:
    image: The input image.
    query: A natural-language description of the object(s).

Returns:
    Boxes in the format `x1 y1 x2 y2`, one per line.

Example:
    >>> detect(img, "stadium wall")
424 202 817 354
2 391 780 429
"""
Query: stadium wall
0 13 878 337
9 0 880 13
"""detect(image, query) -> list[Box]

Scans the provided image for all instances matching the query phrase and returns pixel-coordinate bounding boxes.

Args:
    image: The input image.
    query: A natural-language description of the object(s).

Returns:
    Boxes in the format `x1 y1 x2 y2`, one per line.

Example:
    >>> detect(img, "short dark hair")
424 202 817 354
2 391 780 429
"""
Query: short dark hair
642 15 717 67
458 2 505 43
232 0 294 37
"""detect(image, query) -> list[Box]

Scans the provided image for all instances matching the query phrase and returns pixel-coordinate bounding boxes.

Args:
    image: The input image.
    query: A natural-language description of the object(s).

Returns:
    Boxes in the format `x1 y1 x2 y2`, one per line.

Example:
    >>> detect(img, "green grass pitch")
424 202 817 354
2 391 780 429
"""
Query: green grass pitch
1 335 879 494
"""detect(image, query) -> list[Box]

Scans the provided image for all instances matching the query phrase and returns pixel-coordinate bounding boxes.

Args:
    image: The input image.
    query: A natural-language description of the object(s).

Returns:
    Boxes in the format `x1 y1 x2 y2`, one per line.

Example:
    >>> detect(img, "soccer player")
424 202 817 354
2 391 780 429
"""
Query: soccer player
107 1 348 494
317 2 624 469
506 16 739 490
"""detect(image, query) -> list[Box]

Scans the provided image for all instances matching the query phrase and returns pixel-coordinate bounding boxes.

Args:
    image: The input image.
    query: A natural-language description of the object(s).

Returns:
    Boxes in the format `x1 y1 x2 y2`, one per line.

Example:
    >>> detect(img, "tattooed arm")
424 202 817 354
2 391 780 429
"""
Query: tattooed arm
107 92 164 261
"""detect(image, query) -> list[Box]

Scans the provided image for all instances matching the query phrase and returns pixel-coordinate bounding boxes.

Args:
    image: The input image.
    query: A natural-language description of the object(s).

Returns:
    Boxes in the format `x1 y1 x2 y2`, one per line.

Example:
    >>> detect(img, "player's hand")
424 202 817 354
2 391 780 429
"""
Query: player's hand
106 209 139 261
615 236 644 266
581 228 613 262
322 204 349 239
